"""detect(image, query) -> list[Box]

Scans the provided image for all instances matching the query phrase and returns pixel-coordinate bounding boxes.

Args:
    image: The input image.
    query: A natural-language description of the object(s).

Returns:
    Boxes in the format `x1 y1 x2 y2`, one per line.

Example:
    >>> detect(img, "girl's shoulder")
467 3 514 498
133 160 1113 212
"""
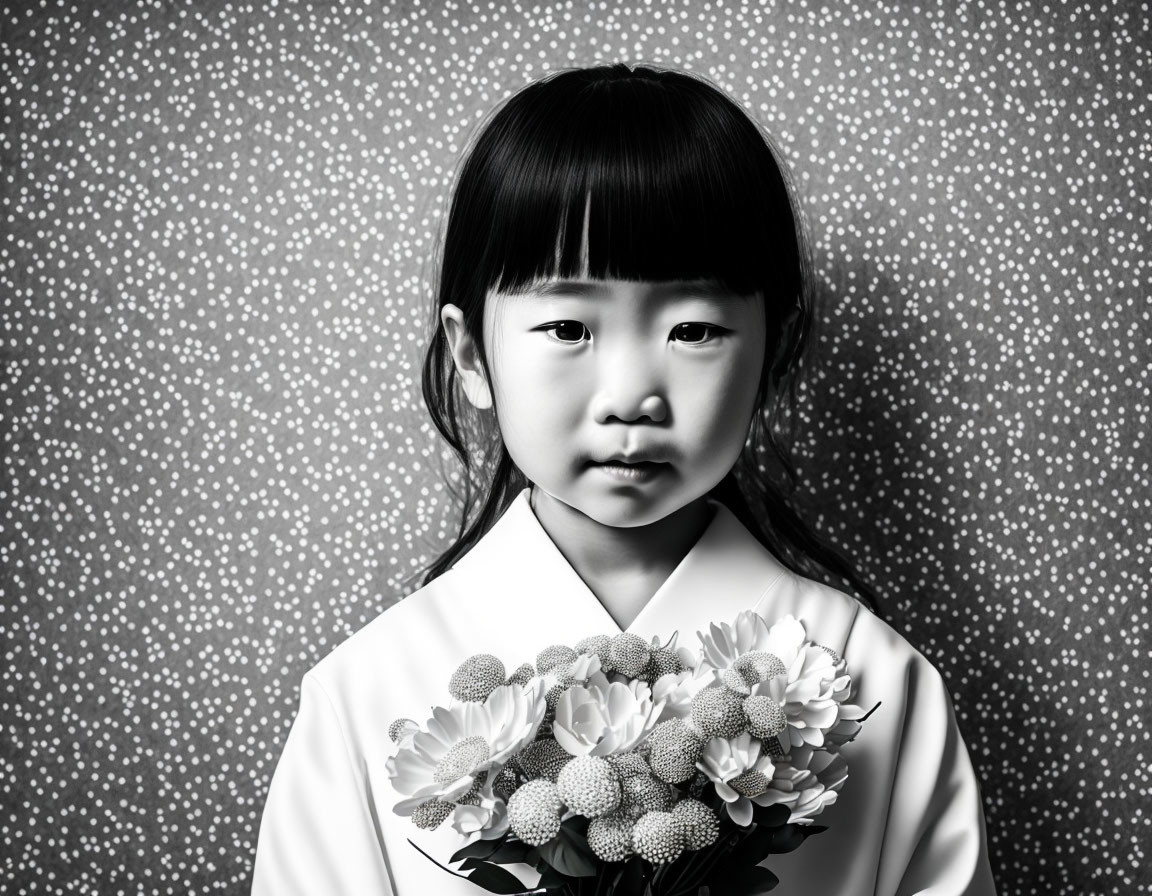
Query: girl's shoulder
288 569 487 756
308 569 463 686
765 567 949 688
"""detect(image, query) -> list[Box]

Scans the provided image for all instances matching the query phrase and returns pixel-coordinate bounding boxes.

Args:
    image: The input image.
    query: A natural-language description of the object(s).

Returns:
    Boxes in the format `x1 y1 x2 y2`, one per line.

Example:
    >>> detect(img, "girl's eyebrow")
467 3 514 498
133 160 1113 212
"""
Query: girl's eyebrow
522 280 610 298
520 278 741 299
649 279 744 300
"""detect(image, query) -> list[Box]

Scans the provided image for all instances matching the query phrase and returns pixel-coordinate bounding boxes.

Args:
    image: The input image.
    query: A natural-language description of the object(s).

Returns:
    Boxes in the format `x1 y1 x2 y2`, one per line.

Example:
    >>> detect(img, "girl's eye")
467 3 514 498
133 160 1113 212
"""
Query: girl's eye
543 321 590 343
671 322 721 344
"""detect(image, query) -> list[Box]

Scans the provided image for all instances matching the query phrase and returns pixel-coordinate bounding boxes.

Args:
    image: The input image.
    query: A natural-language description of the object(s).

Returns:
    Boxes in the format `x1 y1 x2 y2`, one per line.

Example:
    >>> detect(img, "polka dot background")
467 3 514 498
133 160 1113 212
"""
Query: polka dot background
1 0 1148 892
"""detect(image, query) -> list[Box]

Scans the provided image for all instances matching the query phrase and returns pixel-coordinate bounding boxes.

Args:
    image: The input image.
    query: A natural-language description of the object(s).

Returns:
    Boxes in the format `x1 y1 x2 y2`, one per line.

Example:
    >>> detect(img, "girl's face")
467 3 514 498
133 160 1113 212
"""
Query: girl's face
447 277 766 531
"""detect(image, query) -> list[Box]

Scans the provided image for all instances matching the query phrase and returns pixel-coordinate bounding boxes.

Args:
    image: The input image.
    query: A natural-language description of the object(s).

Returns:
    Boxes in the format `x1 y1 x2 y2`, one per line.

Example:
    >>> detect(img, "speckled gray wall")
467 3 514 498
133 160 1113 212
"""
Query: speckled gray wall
2 1 1149 893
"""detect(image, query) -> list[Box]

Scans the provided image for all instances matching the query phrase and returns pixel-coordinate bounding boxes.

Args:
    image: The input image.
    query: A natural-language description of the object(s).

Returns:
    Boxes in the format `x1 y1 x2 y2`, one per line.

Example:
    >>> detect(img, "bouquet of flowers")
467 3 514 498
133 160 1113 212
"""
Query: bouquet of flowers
386 612 872 895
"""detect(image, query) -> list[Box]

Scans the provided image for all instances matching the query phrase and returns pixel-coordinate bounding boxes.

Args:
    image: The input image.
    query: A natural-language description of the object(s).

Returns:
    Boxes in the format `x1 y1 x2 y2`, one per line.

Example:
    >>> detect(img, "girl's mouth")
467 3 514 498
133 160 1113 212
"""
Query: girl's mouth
592 460 668 482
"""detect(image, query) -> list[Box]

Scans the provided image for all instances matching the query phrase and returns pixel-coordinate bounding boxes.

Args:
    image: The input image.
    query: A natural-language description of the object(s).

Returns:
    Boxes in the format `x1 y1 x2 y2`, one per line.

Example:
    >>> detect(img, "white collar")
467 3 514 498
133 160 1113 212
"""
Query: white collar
450 489 794 642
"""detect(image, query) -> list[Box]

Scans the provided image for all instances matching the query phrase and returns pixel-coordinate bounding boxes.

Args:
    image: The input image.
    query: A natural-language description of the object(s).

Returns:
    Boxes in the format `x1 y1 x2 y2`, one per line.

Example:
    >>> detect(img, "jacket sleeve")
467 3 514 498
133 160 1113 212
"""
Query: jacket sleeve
252 672 395 895
882 660 998 896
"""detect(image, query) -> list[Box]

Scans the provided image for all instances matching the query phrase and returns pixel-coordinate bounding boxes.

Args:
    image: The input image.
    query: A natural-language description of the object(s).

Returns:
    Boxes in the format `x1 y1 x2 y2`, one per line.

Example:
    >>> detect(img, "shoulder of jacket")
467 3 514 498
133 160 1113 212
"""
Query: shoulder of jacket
307 570 460 685
771 569 945 682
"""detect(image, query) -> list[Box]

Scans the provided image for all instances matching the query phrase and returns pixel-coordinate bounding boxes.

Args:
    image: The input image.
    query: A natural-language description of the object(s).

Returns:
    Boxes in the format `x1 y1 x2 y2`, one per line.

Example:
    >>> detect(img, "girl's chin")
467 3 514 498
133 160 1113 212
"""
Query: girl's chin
534 486 700 531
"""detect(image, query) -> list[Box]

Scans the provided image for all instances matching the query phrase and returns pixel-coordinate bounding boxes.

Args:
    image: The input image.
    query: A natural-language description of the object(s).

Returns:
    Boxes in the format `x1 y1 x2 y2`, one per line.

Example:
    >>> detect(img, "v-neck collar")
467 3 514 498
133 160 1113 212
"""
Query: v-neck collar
449 489 793 644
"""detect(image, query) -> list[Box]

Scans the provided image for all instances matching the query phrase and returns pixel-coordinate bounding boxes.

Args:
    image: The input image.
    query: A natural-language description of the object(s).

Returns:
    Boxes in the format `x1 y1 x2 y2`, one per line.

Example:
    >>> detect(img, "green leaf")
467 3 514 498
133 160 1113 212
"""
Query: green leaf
535 865 572 890
487 838 537 866
728 824 775 867
536 818 598 877
451 835 505 864
749 803 790 828
729 864 780 895
608 857 647 895
466 861 534 894
764 824 807 855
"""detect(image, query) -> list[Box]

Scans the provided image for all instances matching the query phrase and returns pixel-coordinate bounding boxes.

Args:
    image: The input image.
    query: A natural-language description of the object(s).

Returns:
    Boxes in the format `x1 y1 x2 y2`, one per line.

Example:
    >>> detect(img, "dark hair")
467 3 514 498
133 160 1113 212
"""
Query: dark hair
420 63 879 612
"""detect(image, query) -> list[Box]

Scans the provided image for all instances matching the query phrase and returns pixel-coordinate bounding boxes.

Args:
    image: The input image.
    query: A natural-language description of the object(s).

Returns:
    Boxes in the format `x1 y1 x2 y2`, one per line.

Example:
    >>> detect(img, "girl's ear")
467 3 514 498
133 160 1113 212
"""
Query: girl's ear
440 304 493 410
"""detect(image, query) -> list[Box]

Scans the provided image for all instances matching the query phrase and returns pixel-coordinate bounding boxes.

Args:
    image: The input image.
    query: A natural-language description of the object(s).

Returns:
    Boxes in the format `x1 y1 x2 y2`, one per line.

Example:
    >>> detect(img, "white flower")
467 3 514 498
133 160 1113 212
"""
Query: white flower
552 675 664 757
759 746 848 825
652 630 700 673
650 666 711 720
539 651 602 692
695 732 779 826
388 682 546 815
451 777 510 840
751 629 854 749
697 611 774 675
700 613 859 750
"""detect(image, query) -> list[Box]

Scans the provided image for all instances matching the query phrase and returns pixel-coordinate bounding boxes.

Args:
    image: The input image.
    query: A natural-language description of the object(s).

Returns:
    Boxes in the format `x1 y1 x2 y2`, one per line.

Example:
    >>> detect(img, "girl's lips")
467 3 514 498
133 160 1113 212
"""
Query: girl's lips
592 460 669 482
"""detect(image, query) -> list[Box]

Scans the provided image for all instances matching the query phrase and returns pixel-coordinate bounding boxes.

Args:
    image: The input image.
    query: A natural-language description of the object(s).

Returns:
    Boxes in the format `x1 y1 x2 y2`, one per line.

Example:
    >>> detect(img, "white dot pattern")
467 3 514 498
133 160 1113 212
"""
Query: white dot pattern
2 2 1148 893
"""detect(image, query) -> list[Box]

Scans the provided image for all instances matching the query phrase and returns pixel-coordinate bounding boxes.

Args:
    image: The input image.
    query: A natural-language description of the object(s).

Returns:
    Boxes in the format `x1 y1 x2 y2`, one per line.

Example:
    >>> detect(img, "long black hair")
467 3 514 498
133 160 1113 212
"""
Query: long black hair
420 63 879 613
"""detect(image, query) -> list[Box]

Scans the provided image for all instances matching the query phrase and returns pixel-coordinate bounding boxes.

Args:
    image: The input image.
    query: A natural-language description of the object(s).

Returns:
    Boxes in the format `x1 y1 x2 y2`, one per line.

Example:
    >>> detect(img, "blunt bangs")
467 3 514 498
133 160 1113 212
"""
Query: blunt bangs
442 65 802 305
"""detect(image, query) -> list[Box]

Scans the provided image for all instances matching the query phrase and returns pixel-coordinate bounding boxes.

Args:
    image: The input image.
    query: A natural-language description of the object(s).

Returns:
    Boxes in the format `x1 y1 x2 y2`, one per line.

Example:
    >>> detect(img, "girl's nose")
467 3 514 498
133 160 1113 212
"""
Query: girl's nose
591 374 669 424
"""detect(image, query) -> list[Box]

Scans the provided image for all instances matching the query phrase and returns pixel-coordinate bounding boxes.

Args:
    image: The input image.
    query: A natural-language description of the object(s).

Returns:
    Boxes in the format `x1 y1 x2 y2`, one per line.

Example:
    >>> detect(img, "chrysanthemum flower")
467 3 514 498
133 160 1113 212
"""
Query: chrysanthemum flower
650 666 711 720
388 682 546 815
747 617 855 749
755 745 849 825
451 776 510 839
552 675 664 756
697 610 776 675
695 732 779 826
700 612 859 750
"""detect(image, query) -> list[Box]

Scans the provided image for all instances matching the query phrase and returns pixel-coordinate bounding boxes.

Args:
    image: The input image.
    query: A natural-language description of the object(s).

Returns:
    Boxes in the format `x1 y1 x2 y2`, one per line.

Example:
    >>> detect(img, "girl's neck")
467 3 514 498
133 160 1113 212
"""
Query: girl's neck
528 488 714 630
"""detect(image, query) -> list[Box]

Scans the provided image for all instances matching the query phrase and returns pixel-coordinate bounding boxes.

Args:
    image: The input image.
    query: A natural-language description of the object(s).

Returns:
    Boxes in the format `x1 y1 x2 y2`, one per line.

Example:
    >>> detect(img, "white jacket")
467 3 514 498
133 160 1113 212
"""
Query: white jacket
253 490 997 895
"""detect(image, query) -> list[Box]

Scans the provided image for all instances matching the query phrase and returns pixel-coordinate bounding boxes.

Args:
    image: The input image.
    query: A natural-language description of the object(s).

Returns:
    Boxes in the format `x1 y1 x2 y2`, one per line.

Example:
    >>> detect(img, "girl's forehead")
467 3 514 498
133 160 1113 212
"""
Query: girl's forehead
516 276 736 296
490 276 759 304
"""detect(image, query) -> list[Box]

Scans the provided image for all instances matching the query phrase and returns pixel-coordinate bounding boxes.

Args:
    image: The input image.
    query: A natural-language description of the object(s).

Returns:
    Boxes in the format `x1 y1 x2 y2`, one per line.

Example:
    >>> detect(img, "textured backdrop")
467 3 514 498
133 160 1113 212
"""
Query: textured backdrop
2 1 1149 893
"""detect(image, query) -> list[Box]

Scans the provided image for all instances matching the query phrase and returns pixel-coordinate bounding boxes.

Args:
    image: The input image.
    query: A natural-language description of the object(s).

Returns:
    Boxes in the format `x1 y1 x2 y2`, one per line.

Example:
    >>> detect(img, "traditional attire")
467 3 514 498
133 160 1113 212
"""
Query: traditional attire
253 490 997 894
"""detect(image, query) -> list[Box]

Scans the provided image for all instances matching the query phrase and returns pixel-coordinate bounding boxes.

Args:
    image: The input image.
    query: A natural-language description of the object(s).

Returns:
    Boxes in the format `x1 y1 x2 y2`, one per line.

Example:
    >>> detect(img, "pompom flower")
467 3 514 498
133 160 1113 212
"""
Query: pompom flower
552 675 664 757
645 718 705 784
507 779 563 845
388 682 546 815
556 755 622 817
618 774 674 819
631 811 685 864
587 813 635 862
673 798 720 850
690 686 747 738
695 732 779 826
608 633 652 677
449 653 507 702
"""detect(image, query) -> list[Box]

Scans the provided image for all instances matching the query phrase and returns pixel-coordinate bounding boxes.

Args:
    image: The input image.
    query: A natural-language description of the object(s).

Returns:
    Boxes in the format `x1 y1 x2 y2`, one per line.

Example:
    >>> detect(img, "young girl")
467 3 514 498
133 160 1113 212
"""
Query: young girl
252 64 996 895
